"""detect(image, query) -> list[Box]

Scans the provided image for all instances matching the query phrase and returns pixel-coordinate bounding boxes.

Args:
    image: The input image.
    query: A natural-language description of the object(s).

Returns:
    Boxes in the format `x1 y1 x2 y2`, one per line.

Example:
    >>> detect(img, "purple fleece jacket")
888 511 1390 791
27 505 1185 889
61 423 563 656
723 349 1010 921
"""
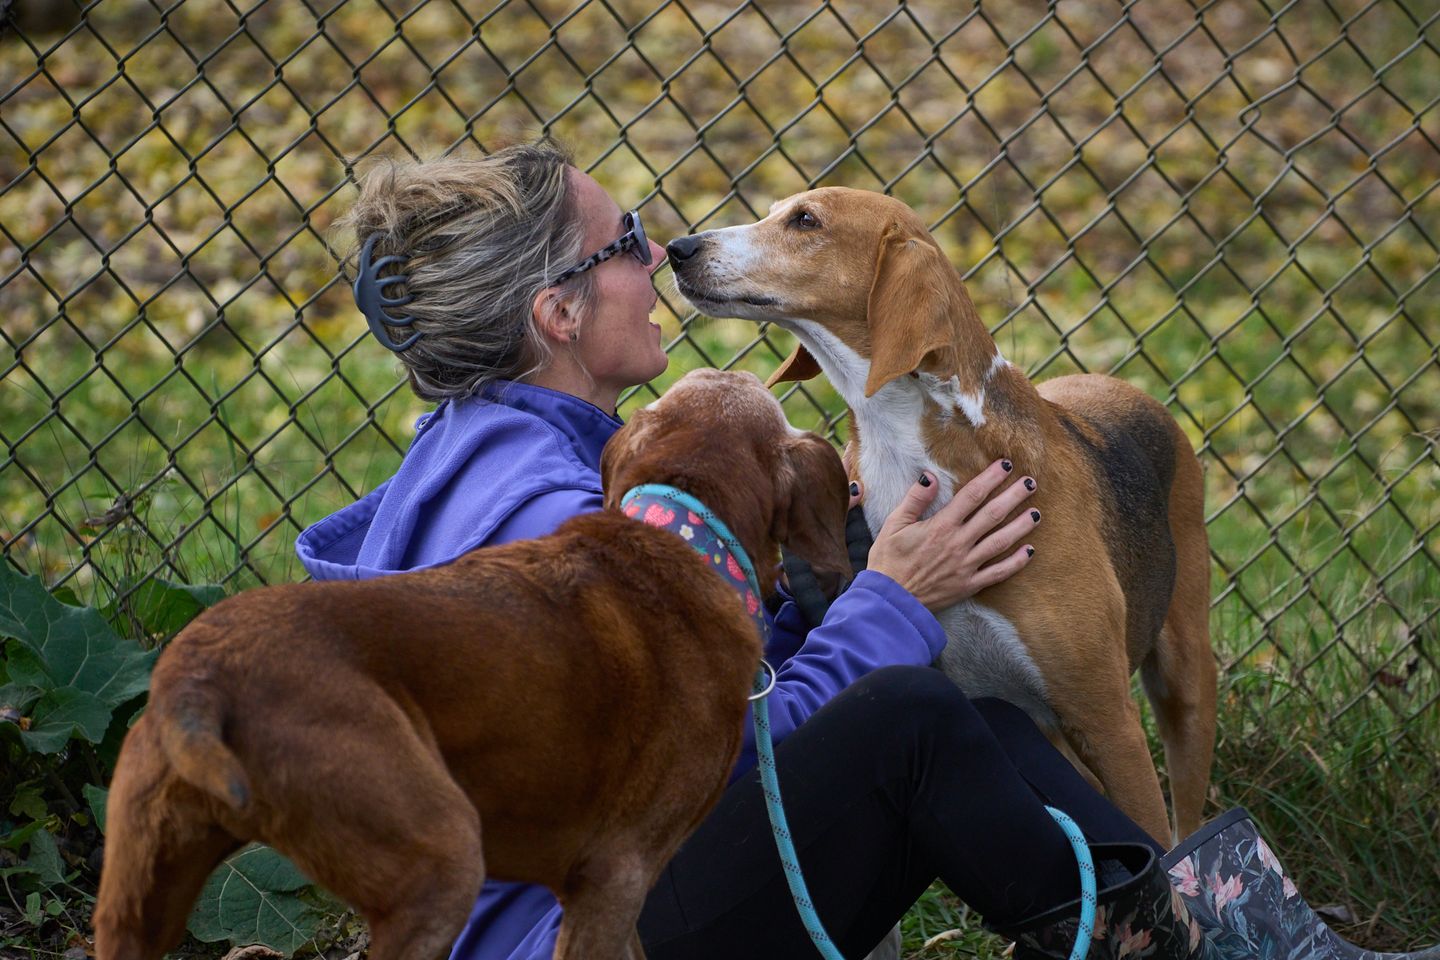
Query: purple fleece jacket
294 379 948 960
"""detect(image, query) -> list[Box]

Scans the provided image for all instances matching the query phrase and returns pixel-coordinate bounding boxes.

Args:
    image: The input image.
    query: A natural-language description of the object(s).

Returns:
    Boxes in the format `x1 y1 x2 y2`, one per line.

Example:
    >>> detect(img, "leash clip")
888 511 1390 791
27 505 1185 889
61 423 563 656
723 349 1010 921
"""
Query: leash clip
354 234 422 352
748 658 777 701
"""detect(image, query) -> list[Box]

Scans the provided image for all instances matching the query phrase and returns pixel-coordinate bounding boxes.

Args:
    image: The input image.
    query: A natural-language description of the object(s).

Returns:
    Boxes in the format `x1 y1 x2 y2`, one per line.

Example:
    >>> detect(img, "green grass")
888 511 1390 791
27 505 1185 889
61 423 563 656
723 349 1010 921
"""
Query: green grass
900 888 1008 958
1 0 1437 955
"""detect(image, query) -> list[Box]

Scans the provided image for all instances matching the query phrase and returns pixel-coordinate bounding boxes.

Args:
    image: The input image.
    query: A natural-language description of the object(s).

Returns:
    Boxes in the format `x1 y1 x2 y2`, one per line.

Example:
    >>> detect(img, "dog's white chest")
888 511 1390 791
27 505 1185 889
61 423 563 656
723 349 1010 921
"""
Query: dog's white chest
850 398 1055 730
852 390 949 535
785 322 1056 727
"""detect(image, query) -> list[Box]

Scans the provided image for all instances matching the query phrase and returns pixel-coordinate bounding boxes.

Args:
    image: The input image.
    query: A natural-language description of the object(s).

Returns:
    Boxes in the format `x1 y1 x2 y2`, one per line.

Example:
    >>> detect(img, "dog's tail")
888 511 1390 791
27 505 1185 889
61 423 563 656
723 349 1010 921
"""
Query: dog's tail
156 681 252 813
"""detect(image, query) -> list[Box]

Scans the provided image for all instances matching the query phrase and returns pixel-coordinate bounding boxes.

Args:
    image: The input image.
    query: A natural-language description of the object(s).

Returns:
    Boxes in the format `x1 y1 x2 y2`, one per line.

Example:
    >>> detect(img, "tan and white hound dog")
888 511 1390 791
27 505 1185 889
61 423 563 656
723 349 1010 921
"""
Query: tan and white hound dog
667 188 1217 844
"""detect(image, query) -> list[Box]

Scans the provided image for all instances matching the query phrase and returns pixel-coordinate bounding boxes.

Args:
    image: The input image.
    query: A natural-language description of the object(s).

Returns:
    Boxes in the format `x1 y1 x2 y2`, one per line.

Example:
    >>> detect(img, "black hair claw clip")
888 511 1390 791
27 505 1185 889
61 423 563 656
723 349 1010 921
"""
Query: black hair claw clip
354 234 422 352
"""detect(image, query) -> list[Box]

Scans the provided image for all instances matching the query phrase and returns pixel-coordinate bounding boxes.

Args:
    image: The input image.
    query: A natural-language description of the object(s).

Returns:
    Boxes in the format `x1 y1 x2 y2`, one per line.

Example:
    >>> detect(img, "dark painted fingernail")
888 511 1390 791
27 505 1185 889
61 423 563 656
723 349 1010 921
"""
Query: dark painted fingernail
1001 459 1012 472
849 481 859 497
1030 509 1040 523
919 473 932 488
1026 546 1035 557
1023 477 1035 491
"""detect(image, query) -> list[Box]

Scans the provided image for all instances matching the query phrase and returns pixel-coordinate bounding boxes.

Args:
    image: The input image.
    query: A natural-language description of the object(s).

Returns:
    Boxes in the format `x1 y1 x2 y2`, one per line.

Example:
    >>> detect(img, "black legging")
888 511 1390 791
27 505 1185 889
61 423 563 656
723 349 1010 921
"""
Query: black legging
638 665 1163 958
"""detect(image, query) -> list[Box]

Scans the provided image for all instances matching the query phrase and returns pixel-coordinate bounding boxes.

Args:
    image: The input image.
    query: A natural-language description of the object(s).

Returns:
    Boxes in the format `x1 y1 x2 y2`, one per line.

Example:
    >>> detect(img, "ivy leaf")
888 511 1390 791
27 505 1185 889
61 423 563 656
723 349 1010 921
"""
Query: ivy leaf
20 687 111 754
7 783 47 821
0 565 157 707
188 845 325 951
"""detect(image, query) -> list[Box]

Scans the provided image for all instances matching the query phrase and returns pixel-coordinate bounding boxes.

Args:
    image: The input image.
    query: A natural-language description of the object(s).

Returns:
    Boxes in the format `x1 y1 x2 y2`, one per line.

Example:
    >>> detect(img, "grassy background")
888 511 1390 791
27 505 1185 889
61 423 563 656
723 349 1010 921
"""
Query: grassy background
1 0 1437 953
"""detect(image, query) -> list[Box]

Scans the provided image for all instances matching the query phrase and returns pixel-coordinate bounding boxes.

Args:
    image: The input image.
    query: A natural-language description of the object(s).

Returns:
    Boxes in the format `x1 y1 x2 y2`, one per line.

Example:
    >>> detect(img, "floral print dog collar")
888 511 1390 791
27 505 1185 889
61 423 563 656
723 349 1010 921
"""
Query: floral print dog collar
619 484 767 640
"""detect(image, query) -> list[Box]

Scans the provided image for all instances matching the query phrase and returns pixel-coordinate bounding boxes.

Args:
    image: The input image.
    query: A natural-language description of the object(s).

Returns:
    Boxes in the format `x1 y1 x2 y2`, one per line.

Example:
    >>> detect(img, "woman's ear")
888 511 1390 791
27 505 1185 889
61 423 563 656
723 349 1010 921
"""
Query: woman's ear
532 286 579 345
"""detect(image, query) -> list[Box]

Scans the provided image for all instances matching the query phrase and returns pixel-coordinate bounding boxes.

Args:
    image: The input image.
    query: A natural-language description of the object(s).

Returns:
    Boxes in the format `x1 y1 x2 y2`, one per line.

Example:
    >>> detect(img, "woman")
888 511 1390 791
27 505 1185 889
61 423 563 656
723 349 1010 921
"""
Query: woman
297 139 1432 960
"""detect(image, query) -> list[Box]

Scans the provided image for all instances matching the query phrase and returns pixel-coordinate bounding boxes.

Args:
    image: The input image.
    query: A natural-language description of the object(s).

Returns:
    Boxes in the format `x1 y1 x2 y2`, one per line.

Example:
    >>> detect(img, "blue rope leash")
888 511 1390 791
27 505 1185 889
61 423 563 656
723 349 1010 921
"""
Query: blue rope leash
620 484 1096 960
1044 807 1097 960
751 670 847 959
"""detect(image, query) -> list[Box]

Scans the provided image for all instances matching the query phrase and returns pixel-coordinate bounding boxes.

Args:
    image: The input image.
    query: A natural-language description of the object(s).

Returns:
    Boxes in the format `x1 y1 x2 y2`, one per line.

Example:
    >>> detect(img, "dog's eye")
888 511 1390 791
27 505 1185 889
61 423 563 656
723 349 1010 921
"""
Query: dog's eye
791 209 820 230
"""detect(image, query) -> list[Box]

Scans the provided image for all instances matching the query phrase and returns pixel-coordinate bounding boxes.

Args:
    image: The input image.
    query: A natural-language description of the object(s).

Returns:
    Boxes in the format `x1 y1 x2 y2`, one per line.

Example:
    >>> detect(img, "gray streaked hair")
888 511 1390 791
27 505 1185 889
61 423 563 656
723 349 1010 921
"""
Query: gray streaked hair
334 138 596 402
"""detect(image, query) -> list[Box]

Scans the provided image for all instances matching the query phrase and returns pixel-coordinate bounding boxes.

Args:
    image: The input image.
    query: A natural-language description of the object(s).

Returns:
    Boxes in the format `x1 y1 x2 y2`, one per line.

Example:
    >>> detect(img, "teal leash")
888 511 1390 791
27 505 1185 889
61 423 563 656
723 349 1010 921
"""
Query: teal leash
749 661 847 959
1047 807 1097 960
619 484 1096 960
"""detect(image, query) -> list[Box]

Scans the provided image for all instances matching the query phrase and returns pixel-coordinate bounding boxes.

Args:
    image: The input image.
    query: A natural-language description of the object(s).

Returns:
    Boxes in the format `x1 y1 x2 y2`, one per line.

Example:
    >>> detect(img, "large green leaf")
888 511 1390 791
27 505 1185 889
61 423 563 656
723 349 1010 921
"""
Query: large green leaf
188 845 325 951
7 783 47 821
106 578 225 640
19 687 111 754
0 565 156 707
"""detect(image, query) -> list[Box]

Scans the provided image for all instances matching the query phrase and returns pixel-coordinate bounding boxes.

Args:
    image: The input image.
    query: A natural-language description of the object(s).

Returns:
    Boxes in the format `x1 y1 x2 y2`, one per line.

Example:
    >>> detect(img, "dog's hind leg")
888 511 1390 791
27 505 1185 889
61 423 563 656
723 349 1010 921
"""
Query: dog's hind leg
94 718 243 960
553 851 653 960
356 815 483 960
1141 563 1217 841
1141 626 1215 844
348 808 483 960
93 820 239 960
1141 440 1217 843
271 709 485 960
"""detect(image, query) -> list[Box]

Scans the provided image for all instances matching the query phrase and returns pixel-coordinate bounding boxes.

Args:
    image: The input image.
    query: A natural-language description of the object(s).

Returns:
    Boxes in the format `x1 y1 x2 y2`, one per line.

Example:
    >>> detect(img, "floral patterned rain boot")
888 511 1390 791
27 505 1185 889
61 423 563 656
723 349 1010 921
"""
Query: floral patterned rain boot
994 841 1220 959
1163 808 1440 960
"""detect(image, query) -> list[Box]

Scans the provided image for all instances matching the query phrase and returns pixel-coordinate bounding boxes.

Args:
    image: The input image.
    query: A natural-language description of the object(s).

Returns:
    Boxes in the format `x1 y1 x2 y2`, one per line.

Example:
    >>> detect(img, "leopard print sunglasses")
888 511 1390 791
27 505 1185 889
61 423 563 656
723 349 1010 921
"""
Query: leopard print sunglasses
547 209 651 286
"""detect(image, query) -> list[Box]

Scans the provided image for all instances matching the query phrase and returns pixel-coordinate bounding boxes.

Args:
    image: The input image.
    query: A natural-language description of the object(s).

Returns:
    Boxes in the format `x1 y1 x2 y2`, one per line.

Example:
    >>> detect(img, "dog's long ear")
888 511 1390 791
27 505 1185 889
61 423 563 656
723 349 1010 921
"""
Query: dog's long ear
599 423 626 510
765 343 823 388
774 433 851 593
600 407 655 509
864 223 976 397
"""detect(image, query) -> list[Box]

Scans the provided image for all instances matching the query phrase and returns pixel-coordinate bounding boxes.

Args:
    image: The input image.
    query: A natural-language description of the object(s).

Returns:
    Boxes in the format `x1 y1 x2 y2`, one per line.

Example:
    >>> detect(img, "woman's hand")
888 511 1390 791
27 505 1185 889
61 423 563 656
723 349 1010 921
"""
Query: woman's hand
864 460 1039 612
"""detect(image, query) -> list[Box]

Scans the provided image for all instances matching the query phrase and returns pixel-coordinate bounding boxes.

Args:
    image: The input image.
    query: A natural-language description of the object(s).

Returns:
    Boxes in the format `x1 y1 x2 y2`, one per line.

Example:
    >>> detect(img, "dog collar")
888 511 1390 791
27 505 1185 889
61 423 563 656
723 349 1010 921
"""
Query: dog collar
619 484 767 640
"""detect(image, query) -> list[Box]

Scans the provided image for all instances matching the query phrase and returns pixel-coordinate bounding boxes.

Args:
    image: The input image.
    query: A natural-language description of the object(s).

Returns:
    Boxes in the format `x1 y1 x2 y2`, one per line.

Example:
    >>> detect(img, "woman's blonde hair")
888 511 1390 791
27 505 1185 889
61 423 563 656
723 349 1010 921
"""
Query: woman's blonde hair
335 138 596 401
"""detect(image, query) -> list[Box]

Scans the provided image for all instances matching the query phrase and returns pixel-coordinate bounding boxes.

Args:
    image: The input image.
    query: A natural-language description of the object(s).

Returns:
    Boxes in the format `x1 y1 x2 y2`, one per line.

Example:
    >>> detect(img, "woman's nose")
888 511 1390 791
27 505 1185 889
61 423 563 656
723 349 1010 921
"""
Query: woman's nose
646 238 666 273
666 234 704 263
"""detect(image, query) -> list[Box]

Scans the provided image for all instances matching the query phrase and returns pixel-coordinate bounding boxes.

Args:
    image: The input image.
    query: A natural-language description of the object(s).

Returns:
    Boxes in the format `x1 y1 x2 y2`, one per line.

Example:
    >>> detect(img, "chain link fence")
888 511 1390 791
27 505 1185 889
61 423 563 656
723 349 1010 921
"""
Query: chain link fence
1 0 1438 938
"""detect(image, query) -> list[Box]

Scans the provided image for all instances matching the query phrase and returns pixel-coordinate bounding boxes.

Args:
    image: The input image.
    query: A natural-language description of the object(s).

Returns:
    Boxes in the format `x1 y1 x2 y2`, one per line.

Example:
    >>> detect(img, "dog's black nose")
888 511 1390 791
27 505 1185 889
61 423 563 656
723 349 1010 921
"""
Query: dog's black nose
666 234 704 263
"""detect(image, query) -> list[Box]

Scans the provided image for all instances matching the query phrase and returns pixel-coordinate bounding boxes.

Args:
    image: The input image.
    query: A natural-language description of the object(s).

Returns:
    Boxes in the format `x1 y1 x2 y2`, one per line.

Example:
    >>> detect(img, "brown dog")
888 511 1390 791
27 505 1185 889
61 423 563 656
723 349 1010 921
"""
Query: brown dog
92 368 850 960
667 189 1217 844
